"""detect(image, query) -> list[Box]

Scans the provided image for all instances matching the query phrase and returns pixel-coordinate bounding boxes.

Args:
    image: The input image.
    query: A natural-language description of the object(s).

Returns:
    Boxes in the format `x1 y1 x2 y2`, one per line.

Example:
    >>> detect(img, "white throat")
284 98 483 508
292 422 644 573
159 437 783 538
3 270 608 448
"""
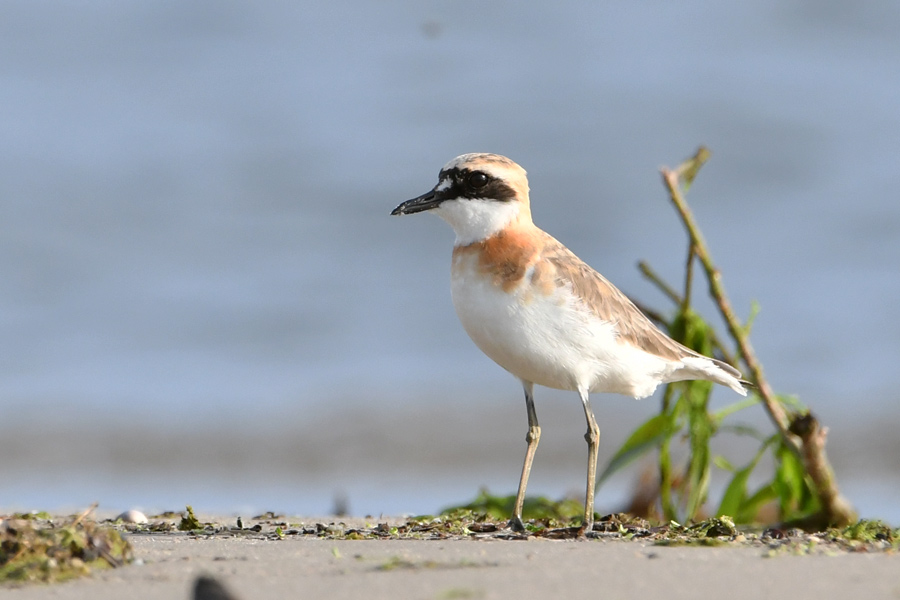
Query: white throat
433 199 522 246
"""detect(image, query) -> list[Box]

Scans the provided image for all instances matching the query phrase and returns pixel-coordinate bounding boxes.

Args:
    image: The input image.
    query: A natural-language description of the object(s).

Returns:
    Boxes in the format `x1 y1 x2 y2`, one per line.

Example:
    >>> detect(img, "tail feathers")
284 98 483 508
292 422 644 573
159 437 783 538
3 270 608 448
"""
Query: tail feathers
678 356 748 396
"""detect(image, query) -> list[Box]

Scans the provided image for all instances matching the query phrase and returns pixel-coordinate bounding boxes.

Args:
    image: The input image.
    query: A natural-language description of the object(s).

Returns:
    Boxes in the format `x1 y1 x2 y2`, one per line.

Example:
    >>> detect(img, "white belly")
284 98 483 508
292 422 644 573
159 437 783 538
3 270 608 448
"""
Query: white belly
450 261 668 397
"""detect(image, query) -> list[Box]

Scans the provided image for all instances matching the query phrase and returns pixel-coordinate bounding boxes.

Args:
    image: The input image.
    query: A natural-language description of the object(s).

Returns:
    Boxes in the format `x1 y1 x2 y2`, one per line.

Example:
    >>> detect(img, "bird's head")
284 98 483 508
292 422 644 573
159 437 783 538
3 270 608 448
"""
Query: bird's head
392 153 532 245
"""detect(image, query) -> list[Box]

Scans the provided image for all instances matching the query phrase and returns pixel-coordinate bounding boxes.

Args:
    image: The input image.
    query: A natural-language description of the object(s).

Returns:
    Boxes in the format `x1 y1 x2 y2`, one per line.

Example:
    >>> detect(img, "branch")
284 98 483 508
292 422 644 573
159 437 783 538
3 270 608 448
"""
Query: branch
660 154 794 445
637 260 680 304
787 413 857 529
660 148 855 527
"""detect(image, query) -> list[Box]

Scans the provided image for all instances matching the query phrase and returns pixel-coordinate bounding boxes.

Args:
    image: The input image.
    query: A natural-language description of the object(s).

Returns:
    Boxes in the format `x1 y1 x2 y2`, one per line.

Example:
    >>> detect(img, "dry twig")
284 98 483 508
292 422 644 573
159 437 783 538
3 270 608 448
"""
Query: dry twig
659 148 855 527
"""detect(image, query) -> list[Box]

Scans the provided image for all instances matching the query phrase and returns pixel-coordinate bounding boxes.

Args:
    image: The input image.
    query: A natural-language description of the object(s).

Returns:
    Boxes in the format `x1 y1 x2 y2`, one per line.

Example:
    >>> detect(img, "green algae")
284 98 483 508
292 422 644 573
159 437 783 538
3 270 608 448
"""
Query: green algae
177 505 204 531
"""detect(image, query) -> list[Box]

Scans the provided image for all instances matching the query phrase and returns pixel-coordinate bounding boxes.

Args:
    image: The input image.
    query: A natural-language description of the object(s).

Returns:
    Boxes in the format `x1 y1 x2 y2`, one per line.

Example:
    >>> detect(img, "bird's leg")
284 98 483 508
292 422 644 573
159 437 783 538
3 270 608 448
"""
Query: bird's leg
578 388 600 535
510 381 539 533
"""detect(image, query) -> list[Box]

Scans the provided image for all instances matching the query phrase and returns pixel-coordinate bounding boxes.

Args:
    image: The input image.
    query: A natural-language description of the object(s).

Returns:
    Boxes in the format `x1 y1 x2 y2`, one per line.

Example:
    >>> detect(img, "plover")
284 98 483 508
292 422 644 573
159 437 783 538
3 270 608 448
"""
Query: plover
392 153 747 534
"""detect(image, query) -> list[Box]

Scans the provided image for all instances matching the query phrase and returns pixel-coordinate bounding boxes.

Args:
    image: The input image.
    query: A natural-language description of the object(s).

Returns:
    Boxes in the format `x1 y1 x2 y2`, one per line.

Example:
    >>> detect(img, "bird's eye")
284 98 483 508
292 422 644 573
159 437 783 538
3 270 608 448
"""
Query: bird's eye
468 172 489 188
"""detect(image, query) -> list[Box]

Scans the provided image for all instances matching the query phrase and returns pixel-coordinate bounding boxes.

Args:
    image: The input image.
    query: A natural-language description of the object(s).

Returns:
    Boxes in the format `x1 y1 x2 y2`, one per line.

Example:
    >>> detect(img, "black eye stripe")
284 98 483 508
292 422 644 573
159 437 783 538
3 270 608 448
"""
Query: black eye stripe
435 168 517 202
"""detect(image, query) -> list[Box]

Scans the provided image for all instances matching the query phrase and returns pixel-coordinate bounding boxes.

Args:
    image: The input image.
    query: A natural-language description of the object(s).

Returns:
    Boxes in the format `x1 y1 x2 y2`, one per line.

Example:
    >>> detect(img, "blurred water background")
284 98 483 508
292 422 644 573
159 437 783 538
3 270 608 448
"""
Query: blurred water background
1 1 898 523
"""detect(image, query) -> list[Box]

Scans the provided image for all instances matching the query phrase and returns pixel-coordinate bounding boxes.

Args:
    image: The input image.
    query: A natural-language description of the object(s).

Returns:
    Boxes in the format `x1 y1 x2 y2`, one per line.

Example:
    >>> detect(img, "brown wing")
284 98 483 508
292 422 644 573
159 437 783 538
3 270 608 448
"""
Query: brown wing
538 231 705 364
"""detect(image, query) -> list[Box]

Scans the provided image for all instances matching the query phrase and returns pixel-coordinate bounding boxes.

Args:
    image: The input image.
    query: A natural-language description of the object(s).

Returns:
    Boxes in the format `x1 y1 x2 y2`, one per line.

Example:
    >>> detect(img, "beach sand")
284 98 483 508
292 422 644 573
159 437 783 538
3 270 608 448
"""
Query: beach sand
3 514 899 600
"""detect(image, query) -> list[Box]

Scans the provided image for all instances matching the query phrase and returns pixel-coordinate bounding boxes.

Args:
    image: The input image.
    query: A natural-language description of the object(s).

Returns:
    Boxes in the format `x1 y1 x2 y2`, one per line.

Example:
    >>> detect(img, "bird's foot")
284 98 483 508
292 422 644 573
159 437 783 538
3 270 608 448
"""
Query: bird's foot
508 516 527 533
577 521 597 539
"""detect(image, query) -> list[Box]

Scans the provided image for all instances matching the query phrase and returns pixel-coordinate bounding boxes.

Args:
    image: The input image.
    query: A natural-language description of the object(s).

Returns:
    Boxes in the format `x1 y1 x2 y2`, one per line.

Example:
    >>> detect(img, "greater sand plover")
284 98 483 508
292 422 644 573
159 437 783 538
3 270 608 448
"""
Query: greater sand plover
392 153 748 534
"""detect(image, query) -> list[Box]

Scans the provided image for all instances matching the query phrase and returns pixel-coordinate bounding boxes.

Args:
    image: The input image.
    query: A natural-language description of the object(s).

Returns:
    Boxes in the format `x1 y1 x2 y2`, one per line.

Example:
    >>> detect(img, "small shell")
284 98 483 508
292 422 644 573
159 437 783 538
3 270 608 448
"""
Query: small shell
116 509 149 524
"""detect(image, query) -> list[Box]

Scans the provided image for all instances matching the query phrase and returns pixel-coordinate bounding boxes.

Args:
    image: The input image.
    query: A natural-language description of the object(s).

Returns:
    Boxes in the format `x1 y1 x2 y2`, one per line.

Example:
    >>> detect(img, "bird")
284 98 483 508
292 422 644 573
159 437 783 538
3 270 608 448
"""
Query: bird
391 153 748 535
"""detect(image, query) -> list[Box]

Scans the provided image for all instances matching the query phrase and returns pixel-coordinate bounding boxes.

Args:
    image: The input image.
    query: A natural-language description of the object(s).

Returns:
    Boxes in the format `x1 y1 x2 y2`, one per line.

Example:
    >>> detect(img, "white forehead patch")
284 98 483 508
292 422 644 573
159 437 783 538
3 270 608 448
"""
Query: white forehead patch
442 153 519 172
442 153 481 171
435 177 452 192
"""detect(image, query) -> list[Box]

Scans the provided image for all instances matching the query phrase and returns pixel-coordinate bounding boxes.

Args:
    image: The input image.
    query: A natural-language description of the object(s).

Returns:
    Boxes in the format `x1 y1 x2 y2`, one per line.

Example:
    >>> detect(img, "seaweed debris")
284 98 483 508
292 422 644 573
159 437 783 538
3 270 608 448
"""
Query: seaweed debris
1 506 132 585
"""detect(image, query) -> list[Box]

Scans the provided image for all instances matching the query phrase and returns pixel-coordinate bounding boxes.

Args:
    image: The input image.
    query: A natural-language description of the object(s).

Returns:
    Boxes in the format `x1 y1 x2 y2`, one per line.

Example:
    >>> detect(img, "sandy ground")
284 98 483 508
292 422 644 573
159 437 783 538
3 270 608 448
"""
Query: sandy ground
3 515 899 600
